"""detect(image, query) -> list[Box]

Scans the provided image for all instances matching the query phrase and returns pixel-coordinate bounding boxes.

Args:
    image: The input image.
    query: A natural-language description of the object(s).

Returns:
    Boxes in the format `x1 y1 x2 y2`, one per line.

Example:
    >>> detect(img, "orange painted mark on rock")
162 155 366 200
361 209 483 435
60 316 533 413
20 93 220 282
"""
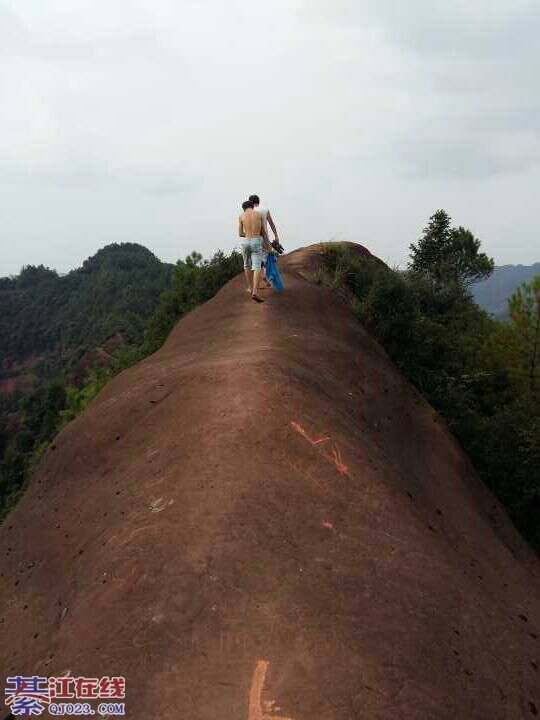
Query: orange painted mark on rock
290 421 330 447
291 421 350 478
331 444 349 476
248 660 294 720
248 660 268 720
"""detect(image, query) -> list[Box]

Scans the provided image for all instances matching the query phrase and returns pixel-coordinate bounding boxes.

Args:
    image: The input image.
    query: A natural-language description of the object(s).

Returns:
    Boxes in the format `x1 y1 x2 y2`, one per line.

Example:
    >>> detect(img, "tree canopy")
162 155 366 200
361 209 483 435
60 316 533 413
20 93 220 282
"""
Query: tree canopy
409 209 495 287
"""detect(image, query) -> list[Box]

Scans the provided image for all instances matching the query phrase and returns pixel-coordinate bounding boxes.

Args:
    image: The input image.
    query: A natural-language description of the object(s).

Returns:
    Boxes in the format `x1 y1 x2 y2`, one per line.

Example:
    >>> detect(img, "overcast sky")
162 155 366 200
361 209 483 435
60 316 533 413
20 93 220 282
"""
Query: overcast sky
1 0 539 276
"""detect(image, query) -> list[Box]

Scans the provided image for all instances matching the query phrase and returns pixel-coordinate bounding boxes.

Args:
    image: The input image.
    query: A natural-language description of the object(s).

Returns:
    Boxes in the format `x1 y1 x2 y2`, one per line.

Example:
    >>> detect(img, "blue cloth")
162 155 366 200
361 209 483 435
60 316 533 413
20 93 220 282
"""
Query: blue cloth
266 253 284 291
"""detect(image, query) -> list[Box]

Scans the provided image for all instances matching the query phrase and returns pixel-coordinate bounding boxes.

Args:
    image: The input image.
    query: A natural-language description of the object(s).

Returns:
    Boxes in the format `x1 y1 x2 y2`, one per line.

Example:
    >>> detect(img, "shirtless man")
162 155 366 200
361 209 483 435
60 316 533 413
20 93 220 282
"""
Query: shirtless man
238 200 271 303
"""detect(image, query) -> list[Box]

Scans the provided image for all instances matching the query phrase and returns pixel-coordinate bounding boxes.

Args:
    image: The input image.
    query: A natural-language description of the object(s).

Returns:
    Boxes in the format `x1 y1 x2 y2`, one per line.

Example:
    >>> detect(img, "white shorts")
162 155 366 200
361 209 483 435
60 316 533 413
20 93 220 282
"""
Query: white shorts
241 237 263 271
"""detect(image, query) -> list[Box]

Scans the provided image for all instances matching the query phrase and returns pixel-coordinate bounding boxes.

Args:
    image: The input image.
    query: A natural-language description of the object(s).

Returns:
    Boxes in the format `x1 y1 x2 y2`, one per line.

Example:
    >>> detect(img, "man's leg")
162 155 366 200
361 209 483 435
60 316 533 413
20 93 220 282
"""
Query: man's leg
251 239 264 302
253 269 261 294
259 252 266 289
241 242 252 293
259 262 271 289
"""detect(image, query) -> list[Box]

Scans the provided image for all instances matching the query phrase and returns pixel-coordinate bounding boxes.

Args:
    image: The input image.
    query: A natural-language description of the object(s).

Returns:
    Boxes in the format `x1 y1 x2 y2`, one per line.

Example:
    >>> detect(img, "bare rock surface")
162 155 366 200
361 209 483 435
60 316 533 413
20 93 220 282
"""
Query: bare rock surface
1 243 539 720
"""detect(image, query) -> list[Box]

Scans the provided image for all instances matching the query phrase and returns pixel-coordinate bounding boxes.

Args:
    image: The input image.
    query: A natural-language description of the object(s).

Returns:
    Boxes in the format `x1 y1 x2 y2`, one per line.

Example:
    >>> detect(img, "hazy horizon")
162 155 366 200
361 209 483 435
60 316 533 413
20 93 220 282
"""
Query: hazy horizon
1 0 539 276
3 238 540 280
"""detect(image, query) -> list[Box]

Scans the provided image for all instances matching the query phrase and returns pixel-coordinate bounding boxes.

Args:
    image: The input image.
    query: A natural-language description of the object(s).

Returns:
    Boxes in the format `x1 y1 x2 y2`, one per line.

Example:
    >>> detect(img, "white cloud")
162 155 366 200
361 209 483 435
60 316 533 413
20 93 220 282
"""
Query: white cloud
0 0 539 275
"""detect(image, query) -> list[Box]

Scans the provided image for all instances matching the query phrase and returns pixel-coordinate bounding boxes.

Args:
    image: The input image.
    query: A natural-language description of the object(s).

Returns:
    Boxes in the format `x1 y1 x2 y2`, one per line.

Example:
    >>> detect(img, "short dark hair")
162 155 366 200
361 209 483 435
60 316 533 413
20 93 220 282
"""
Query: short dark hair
249 194 260 205
242 200 254 211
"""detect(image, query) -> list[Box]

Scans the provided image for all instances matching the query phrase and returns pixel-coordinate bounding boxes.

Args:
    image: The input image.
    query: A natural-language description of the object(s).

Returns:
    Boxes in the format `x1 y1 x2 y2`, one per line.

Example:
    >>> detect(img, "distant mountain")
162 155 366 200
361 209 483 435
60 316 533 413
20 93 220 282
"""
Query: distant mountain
0 243 174 393
472 262 540 317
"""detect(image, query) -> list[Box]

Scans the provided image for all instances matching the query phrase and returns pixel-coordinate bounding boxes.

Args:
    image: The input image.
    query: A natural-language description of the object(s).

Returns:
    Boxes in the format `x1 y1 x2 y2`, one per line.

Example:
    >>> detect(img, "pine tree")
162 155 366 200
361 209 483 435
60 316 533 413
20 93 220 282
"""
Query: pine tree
409 210 494 287
509 276 540 394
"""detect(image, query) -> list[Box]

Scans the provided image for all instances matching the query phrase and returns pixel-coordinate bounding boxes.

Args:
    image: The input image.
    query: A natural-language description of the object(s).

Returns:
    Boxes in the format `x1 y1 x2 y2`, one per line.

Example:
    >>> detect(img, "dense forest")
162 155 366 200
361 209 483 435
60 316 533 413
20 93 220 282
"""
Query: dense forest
0 243 174 383
322 210 540 550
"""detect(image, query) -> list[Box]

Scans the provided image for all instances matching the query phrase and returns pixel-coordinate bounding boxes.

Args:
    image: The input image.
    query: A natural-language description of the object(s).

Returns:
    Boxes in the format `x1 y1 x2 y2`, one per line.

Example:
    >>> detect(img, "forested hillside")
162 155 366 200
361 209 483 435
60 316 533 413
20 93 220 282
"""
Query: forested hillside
0 243 174 389
0 246 243 520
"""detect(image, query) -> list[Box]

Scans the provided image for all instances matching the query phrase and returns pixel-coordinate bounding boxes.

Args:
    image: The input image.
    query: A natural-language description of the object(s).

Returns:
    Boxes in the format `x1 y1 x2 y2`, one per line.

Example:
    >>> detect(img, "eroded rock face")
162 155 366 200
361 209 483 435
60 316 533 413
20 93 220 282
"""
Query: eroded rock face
1 244 539 720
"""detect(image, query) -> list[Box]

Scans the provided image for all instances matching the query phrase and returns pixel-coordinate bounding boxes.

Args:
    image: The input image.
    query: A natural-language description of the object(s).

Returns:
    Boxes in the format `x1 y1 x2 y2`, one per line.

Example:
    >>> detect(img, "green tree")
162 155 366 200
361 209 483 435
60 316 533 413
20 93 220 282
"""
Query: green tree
144 249 243 353
509 276 540 394
409 210 494 287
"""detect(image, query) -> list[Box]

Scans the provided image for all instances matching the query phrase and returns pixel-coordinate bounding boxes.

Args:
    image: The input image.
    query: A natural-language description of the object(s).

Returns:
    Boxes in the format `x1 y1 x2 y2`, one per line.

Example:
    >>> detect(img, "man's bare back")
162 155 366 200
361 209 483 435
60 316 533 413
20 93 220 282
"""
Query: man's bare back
239 208 263 239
